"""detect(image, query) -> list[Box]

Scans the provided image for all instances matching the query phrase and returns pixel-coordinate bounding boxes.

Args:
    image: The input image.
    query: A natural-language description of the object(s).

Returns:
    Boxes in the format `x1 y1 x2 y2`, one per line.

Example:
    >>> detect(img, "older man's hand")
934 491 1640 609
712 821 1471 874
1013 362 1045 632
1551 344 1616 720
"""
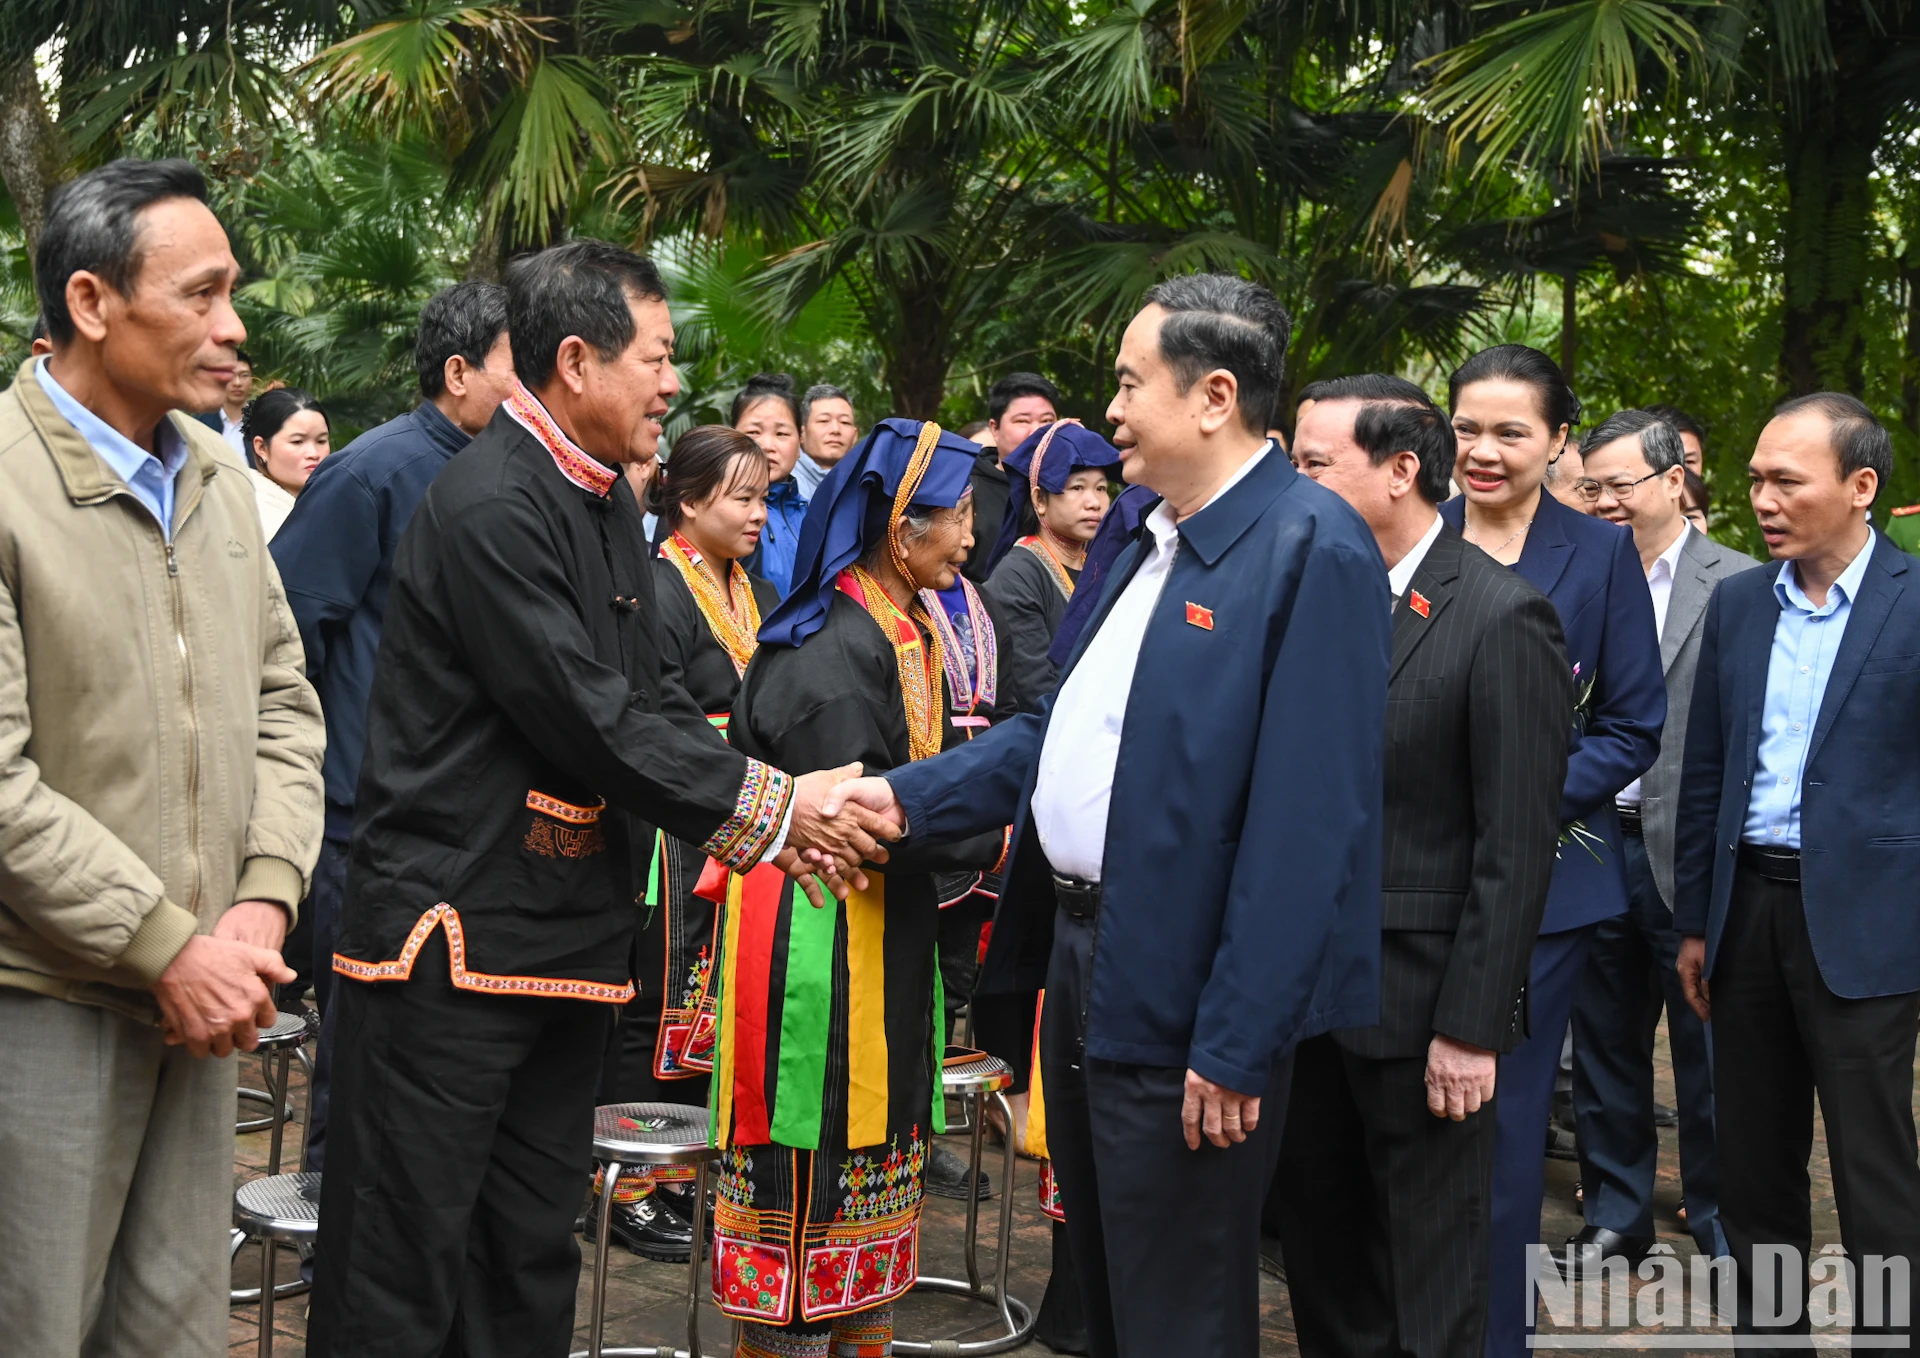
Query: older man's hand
1182 1069 1262 1150
153 933 295 1059
213 898 291 952
787 764 902 887
1425 1034 1497 1120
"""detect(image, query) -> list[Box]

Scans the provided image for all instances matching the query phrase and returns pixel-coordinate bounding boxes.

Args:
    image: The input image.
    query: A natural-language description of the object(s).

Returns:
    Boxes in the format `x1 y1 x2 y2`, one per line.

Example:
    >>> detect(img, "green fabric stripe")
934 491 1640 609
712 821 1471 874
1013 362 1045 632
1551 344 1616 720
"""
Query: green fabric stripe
931 942 946 1136
768 880 835 1149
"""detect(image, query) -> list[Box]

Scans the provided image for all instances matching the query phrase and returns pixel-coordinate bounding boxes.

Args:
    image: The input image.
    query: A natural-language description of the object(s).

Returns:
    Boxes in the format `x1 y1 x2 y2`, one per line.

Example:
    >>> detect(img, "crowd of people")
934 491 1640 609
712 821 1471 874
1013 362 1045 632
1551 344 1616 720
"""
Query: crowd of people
4 153 1919 1358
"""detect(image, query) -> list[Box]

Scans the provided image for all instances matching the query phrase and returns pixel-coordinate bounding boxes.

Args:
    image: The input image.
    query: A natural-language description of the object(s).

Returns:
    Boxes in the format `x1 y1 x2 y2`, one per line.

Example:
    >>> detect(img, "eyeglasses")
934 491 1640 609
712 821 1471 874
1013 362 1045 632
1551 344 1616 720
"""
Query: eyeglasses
1573 470 1664 503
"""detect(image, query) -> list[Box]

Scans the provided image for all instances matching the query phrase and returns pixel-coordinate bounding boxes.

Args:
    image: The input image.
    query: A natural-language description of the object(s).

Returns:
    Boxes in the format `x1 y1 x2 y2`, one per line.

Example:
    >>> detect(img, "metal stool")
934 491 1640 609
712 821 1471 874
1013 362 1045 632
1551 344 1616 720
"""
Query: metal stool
895 1051 1035 1356
571 1102 720 1358
231 1012 314 1307
232 1172 320 1358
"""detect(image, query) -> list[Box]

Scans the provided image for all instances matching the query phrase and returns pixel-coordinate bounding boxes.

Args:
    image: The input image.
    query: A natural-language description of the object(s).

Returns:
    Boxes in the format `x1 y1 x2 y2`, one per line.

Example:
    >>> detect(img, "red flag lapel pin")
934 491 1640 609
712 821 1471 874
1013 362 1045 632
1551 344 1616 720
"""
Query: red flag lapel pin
1185 601 1214 630
1408 590 1431 618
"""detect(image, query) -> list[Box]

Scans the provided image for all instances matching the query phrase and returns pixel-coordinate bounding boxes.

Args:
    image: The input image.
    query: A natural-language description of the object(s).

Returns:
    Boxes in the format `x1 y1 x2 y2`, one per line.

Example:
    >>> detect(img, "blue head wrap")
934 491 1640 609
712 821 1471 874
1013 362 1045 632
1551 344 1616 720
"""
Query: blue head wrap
757 417 981 648
982 419 1123 575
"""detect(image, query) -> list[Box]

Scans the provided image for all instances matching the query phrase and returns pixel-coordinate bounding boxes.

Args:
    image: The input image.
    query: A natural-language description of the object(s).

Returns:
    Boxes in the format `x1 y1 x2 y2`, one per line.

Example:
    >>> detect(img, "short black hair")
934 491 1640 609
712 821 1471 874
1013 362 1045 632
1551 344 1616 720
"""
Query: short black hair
1449 344 1581 432
1141 273 1293 434
233 348 253 367
988 372 1060 424
651 424 767 530
731 372 799 427
416 281 509 398
505 240 667 391
241 387 328 455
37 158 210 345
1682 468 1710 515
799 382 854 427
1644 403 1705 445
958 419 990 440
1580 409 1685 475
1303 373 1435 406
1774 392 1893 504
29 315 45 344
1348 399 1455 505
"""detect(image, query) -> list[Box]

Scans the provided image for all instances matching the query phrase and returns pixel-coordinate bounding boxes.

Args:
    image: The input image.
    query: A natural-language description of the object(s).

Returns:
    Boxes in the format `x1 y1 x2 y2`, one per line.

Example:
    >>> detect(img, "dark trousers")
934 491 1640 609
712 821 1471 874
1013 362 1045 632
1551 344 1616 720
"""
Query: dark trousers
1041 911 1293 1358
1484 924 1596 1358
299 835 351 1177
1712 857 1920 1353
308 931 616 1358
1275 1033 1498 1358
1571 833 1723 1253
937 892 993 1040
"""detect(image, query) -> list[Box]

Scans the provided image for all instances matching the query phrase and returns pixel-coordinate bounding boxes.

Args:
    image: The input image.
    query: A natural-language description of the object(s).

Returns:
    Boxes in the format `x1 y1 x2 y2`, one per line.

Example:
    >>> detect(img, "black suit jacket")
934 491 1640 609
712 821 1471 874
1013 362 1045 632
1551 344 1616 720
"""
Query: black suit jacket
1334 525 1572 1060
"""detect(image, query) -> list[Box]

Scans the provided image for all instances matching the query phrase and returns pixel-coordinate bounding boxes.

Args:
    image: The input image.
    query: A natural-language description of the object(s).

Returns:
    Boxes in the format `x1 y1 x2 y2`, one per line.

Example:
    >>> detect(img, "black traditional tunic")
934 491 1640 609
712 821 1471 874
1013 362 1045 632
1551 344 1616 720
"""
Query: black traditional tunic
984 539 1081 714
708 583 1006 1325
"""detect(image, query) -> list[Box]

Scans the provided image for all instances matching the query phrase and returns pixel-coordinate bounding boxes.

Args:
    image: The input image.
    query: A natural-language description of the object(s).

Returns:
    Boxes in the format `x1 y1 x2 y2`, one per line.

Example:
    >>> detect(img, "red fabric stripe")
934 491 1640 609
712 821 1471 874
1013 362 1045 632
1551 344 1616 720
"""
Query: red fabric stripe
729 862 786 1144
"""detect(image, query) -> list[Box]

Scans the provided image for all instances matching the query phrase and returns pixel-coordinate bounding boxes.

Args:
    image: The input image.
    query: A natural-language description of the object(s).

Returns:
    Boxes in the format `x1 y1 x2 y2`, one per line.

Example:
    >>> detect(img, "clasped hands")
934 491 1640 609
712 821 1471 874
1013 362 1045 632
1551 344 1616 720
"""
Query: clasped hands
776 768 906 906
155 899 296 1058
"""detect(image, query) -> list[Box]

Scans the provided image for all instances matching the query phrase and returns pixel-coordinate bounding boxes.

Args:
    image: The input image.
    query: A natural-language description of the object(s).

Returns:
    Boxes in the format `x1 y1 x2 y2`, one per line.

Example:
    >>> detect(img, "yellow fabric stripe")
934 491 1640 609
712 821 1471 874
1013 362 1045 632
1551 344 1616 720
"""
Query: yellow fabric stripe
1027 990 1050 1159
712 871 745 1148
843 875 889 1148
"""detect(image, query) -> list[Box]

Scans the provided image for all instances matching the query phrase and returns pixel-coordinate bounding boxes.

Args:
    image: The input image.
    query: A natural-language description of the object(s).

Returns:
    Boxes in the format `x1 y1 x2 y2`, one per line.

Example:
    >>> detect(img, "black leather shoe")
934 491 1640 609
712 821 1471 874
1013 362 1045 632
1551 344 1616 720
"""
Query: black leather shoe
1557 1225 1655 1279
1654 1102 1679 1128
585 1193 694 1262
924 1143 990 1200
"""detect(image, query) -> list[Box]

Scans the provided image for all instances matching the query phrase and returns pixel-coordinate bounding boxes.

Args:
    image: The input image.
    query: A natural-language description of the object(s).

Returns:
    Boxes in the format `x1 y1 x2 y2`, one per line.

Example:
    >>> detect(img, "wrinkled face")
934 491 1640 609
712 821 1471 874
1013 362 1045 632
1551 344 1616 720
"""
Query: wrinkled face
1547 447 1590 512
1107 304 1214 492
899 492 976 591
577 294 680 464
683 453 771 562
1748 410 1876 561
992 394 1056 460
81 196 247 420
1582 433 1684 540
1035 467 1112 546
257 409 331 495
1292 399 1396 532
737 397 801 483
1451 377 1567 512
447 330 517 436
802 397 858 466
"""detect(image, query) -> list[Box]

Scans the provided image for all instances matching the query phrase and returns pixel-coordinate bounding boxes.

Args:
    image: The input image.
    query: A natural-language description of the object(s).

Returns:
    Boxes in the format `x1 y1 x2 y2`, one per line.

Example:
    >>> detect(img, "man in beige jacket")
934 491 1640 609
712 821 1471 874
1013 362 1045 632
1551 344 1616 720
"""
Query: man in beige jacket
0 159 325 1355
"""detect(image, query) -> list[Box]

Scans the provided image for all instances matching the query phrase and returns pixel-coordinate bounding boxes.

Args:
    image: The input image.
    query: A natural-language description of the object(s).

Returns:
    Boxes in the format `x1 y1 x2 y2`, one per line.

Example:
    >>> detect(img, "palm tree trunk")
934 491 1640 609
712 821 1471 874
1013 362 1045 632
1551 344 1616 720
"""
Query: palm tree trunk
0 56 65 255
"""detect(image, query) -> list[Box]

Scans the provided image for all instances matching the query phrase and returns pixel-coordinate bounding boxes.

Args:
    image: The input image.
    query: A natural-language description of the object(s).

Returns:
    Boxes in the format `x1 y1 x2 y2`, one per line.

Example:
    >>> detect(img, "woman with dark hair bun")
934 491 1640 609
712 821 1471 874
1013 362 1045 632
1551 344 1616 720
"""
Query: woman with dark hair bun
732 373 807 596
1438 344 1667 1358
589 425 778 1262
241 386 330 538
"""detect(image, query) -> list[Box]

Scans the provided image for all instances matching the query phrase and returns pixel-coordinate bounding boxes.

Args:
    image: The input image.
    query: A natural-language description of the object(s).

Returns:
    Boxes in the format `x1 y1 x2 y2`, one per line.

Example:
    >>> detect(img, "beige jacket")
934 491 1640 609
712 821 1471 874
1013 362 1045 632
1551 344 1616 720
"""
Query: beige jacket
0 359 325 1022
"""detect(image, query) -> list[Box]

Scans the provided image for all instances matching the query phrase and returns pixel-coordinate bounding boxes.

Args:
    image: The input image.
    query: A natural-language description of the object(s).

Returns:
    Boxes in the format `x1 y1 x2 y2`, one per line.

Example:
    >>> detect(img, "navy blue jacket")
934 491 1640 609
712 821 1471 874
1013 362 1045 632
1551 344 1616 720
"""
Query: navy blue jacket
1440 490 1664 933
886 449 1389 1095
1674 534 1920 997
270 401 470 840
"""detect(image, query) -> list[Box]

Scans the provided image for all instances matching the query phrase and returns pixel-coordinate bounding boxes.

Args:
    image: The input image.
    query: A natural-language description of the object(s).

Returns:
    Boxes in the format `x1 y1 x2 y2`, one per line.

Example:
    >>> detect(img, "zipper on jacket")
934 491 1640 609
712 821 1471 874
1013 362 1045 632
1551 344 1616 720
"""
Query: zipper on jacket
166 540 203 916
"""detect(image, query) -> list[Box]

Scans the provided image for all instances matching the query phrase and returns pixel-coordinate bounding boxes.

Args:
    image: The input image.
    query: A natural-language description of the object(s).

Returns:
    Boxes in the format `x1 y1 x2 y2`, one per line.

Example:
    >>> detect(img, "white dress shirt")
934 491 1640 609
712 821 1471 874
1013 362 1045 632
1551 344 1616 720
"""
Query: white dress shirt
1617 521 1691 807
221 410 246 458
1386 511 1445 604
1031 442 1272 883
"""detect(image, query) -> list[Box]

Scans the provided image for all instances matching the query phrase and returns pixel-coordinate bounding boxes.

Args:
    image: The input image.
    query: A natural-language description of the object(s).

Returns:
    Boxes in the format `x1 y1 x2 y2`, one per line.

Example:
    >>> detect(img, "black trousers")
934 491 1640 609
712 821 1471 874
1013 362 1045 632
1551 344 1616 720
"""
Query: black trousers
308 931 616 1358
1713 857 1920 1352
1274 1033 1498 1358
1041 911 1293 1358
1571 833 1722 1252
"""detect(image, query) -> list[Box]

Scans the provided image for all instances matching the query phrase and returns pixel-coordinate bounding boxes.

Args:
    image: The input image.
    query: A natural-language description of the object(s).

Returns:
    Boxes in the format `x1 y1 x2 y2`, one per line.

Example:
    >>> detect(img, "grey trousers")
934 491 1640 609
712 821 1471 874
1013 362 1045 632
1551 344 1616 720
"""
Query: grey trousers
0 988 237 1357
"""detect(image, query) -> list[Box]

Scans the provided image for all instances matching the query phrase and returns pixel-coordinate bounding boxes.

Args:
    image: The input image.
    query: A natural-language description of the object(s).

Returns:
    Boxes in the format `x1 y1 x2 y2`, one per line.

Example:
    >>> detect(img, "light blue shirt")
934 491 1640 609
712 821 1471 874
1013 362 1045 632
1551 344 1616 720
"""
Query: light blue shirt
1743 527 1878 847
35 357 189 540
791 452 834 502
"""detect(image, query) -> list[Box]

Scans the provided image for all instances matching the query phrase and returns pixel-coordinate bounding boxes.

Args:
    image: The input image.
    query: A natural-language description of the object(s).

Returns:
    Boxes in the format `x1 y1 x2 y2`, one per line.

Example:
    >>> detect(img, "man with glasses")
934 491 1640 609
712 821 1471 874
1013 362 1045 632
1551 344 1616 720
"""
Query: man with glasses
1563 410 1752 1272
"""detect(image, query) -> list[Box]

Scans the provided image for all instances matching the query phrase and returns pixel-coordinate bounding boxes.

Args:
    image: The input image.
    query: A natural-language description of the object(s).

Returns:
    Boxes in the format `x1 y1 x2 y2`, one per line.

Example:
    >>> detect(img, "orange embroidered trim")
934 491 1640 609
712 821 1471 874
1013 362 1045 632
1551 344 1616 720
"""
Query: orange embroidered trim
331 903 637 1003
526 790 605 824
839 565 945 762
662 533 762 677
1016 536 1076 601
701 760 794 871
503 381 618 496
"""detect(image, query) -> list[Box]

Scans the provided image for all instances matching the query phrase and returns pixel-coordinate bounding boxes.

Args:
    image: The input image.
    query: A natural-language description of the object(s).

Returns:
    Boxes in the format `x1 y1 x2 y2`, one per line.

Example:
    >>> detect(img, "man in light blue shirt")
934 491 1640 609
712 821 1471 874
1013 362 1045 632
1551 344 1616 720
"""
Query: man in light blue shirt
35 356 194 536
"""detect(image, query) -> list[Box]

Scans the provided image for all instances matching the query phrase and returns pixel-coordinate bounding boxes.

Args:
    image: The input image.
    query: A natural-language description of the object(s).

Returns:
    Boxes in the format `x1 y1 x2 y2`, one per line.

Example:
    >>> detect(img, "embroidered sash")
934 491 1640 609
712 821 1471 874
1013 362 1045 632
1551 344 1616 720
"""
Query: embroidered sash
917 577 998 717
1015 535 1076 601
661 533 762 677
836 566 946 764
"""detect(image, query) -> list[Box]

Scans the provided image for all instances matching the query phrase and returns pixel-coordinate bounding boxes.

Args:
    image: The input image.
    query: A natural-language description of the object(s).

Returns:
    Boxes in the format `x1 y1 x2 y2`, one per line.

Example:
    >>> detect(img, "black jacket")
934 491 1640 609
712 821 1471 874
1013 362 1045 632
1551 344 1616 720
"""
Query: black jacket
1334 526 1571 1059
336 408 783 993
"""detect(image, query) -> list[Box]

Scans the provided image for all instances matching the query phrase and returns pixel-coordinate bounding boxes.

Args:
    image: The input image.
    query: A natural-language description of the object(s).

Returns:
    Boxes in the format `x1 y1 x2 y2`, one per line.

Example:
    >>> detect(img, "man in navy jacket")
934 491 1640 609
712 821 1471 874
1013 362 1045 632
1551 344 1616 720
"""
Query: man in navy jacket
1675 393 1920 1350
827 274 1390 1358
269 280 513 1177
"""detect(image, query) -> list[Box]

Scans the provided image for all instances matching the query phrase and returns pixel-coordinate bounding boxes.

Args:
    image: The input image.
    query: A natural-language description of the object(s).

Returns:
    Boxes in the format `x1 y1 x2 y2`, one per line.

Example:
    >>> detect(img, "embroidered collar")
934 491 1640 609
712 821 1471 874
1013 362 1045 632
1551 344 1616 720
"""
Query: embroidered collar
503 381 619 496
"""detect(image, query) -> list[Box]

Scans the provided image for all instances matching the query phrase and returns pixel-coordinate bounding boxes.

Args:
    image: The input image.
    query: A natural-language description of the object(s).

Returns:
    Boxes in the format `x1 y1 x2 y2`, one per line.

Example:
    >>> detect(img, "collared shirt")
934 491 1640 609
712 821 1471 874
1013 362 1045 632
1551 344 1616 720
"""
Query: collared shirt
792 452 835 502
1031 441 1272 882
1386 511 1445 604
35 357 189 540
1742 527 1877 847
220 409 246 458
1618 522 1691 807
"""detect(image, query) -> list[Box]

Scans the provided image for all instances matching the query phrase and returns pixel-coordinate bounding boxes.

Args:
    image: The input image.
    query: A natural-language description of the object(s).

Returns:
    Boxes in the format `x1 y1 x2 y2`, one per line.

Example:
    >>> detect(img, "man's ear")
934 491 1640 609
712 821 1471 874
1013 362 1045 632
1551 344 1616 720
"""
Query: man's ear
442 353 469 399
551 335 592 395
1197 368 1241 435
64 271 114 344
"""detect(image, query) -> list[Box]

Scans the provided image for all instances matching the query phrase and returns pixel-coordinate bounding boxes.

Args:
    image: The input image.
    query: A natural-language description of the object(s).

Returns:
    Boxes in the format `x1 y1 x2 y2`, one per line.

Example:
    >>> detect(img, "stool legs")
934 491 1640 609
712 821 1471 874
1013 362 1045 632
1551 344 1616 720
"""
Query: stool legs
988 1091 1018 1337
589 1157 623 1358
963 1091 987 1291
684 1158 710 1358
258 1236 277 1358
264 1047 294 1175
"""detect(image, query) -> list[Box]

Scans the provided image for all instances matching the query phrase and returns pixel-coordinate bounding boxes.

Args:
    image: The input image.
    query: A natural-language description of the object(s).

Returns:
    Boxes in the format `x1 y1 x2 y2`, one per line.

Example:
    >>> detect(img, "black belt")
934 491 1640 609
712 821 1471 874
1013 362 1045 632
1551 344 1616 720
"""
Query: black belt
1052 873 1101 920
1617 804 1644 838
1738 842 1802 884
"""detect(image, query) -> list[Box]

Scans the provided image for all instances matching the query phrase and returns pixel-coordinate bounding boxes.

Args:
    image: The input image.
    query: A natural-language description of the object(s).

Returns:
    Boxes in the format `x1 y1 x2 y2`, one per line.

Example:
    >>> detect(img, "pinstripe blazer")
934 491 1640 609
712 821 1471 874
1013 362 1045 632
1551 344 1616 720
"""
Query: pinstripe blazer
1336 525 1572 1060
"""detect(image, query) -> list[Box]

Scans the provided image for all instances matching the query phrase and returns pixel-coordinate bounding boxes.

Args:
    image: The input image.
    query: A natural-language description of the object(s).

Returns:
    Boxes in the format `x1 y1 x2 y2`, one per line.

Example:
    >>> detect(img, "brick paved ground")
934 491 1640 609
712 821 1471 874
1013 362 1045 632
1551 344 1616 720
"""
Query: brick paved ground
228 1020 1845 1356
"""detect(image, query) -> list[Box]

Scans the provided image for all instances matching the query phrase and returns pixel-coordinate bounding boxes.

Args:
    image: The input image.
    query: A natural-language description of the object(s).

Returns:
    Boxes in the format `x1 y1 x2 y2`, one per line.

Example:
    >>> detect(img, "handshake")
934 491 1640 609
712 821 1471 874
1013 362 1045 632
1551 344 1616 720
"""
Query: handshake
774 766 910 906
